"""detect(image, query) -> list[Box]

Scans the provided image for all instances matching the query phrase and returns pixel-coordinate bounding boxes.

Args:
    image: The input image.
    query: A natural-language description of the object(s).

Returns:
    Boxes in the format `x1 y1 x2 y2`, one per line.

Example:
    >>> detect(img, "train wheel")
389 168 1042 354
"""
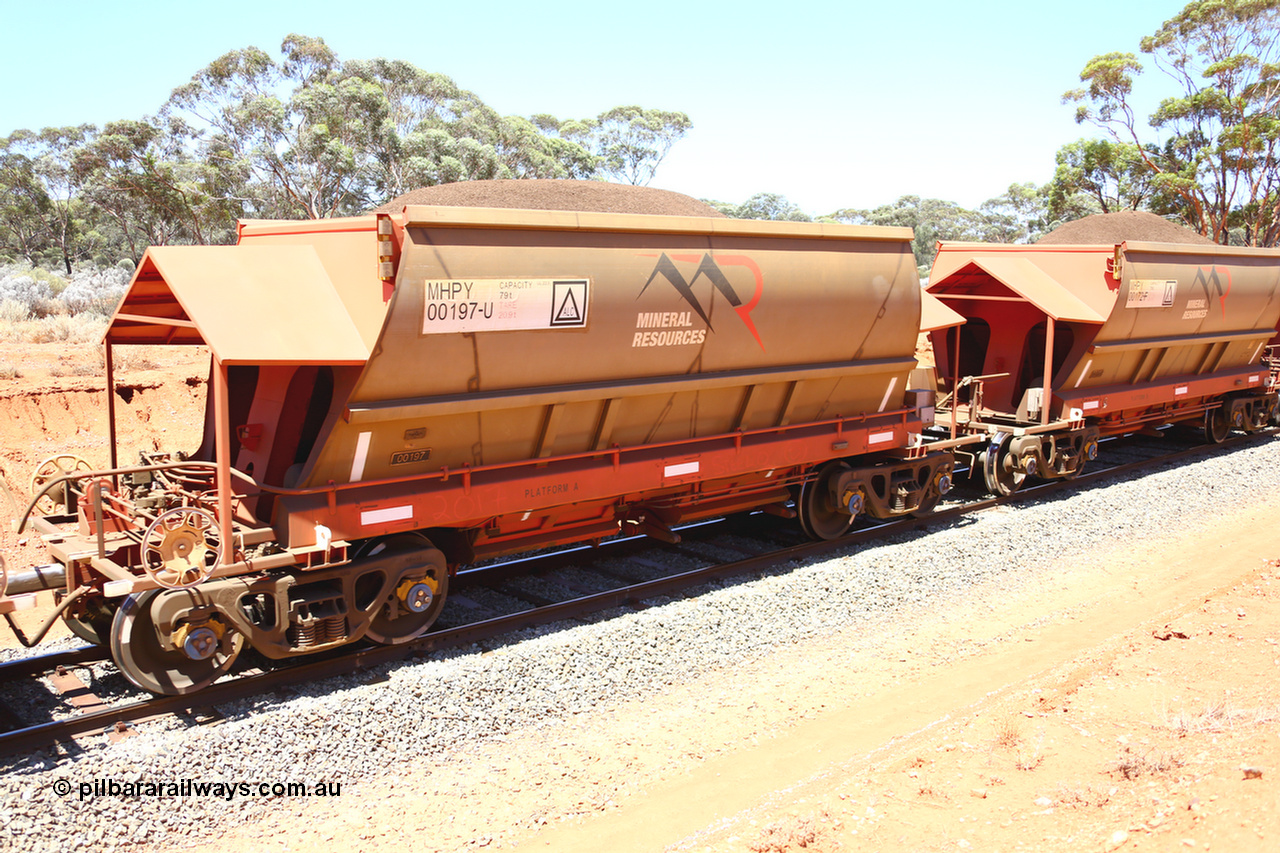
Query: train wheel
1204 406 1229 444
797 462 854 541
361 535 450 645
30 454 92 514
63 596 119 646
65 614 109 646
110 590 244 695
982 434 1026 497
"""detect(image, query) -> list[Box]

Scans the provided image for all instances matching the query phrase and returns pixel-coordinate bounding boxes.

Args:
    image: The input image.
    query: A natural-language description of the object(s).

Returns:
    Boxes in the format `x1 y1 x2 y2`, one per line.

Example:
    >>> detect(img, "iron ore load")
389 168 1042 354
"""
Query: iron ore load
925 239 1280 494
3 196 957 695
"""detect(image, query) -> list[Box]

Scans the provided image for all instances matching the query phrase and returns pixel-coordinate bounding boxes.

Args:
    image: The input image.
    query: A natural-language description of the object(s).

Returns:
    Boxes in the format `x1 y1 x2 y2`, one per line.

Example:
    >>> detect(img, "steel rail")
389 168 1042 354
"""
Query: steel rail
0 428 1273 758
0 646 106 682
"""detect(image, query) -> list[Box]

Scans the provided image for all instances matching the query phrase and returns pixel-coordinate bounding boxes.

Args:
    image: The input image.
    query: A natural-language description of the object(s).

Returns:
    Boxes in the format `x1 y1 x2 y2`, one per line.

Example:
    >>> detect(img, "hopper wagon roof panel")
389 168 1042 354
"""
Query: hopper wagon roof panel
106 246 370 364
928 246 1113 324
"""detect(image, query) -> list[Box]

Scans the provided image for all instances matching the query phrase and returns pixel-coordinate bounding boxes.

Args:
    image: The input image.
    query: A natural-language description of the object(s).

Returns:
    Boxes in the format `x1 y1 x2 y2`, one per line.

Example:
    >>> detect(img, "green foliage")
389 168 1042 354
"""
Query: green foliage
833 196 975 272
1064 0 1280 245
551 106 691 186
716 192 811 221
167 37 614 218
1045 138 1157 224
829 189 1051 275
0 126 100 274
976 183 1051 243
0 34 692 274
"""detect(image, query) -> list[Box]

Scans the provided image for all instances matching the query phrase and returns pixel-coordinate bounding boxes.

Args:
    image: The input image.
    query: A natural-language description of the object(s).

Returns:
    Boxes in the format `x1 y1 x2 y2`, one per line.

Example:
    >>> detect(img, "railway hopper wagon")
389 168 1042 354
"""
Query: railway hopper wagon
926 241 1280 495
4 207 957 695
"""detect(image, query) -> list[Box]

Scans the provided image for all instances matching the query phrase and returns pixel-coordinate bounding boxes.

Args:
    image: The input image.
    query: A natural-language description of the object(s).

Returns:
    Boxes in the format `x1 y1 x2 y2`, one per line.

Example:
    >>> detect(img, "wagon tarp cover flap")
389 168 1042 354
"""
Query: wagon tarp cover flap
106 245 370 364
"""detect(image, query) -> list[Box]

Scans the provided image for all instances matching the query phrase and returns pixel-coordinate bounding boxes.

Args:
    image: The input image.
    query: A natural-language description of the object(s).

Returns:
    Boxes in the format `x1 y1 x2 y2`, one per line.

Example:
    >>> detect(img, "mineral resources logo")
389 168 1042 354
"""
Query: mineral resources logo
1192 266 1231 318
635 253 765 350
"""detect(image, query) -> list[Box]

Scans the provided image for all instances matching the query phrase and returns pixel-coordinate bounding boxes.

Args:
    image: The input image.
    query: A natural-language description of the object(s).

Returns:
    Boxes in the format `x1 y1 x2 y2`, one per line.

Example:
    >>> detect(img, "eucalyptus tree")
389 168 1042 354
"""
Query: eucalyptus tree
169 36 604 216
830 196 984 272
1044 138 1160 225
545 106 691 186
74 117 241 260
1064 0 1280 244
168 34 391 219
729 192 811 221
0 127 102 272
0 133 55 266
975 183 1050 244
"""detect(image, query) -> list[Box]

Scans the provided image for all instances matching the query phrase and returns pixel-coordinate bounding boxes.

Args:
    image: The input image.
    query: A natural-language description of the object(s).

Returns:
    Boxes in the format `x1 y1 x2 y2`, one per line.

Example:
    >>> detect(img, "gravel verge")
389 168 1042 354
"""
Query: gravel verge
1 435 1277 851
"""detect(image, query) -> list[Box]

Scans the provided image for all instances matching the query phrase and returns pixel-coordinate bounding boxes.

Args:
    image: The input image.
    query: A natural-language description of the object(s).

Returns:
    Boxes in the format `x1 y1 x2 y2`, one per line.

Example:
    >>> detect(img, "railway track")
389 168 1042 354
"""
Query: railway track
0 427 1273 759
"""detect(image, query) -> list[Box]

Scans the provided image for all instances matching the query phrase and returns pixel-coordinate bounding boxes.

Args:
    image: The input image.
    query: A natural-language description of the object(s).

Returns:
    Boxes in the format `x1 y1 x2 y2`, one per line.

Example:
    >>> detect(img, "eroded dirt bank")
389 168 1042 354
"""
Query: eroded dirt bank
0 342 206 619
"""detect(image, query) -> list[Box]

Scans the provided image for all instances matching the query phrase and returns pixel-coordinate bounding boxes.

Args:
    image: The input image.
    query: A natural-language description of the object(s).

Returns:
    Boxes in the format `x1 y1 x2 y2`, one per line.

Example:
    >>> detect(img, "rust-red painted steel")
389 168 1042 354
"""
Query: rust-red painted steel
11 204 930 599
224 208 925 550
927 241 1280 428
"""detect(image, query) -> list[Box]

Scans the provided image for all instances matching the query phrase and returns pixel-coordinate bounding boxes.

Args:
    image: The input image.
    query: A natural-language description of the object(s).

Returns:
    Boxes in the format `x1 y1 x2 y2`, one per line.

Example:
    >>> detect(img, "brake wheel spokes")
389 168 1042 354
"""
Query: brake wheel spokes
141 507 223 589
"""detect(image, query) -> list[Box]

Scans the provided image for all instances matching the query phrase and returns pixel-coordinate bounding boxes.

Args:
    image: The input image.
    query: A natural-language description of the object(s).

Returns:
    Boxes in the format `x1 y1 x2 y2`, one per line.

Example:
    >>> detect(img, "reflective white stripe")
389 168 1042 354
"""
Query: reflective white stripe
1074 359 1092 388
878 377 899 413
664 461 699 478
1175 385 1188 396
361 505 413 526
521 511 531 521
869 430 895 445
350 432 372 482
1252 342 1265 362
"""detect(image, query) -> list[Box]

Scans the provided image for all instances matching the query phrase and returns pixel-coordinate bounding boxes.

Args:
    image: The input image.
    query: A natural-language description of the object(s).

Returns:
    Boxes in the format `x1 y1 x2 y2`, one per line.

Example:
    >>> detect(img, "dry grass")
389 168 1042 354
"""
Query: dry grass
0 313 106 344
0 299 29 324
0 362 21 380
113 350 162 372
990 718 1044 771
1112 746 1184 780
993 717 1024 749
748 814 823 852
1166 696 1278 737
1056 783 1112 808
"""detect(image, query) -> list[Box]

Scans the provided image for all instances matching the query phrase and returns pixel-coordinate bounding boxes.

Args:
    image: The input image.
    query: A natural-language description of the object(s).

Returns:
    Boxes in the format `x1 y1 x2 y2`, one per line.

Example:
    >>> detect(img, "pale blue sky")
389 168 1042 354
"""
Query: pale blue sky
0 0 1189 214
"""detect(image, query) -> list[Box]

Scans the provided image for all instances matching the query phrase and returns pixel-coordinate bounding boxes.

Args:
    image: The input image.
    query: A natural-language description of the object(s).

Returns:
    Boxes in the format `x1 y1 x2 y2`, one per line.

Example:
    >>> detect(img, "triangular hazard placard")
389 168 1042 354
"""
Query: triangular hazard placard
555 288 581 322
